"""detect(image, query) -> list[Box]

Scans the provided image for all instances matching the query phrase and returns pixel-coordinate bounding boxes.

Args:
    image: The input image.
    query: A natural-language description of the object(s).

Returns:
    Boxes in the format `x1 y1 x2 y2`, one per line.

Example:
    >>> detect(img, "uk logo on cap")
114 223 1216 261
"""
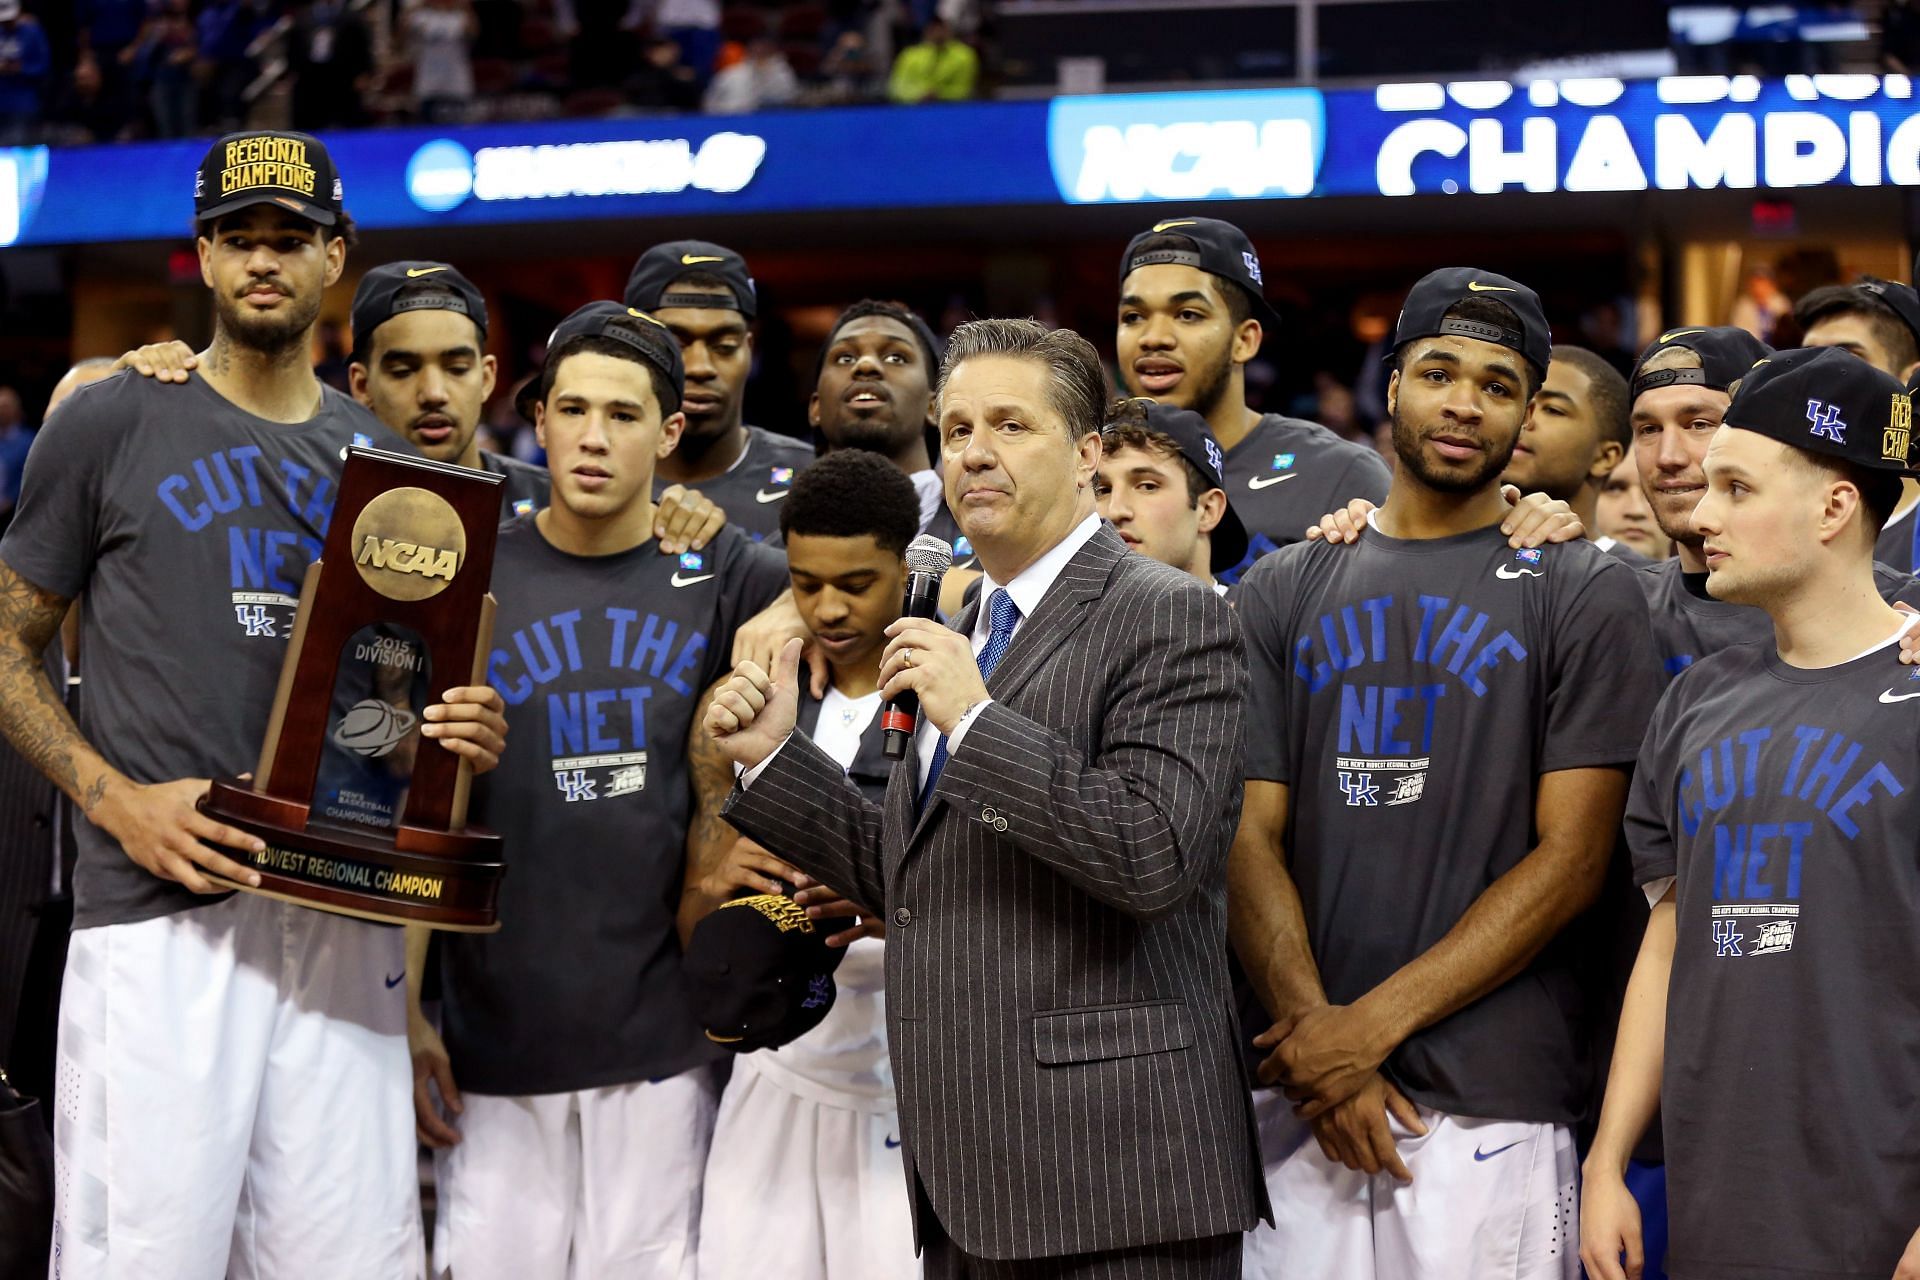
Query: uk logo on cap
1203 437 1223 474
1242 251 1264 286
1807 399 1847 443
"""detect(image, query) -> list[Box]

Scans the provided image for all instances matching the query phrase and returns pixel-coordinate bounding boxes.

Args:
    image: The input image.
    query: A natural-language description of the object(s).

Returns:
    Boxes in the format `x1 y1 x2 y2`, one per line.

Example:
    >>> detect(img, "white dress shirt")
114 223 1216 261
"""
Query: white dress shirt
742 512 1104 793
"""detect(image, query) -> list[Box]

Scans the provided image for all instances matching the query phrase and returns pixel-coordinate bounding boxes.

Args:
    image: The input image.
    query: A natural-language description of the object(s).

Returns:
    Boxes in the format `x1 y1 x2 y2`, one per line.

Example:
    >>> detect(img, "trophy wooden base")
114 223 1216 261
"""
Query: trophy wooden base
199 777 505 932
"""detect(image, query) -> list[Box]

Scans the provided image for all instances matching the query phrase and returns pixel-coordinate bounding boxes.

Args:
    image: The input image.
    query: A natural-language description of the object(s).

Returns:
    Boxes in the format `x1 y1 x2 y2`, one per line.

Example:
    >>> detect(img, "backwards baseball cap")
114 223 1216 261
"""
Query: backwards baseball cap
624 240 757 320
1725 345 1918 475
195 130 343 227
350 262 487 359
1119 217 1281 328
516 301 686 422
1630 326 1772 401
1390 268 1551 375
1103 399 1249 573
1855 277 1920 353
682 893 851 1054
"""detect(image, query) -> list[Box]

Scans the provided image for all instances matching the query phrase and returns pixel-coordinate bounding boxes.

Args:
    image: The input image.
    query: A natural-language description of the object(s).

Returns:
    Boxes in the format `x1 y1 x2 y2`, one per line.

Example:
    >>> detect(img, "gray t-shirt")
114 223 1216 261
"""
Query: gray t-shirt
440 515 787 1095
1628 634 1920 1280
1875 505 1918 575
1218 414 1392 585
0 371 407 929
1640 558 1920 681
678 424 813 543
479 448 549 519
1238 524 1660 1123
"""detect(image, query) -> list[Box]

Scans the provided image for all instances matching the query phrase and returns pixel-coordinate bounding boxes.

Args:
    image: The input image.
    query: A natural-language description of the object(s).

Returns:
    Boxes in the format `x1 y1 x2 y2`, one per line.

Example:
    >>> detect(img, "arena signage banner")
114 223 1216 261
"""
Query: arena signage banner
1 75 1915 246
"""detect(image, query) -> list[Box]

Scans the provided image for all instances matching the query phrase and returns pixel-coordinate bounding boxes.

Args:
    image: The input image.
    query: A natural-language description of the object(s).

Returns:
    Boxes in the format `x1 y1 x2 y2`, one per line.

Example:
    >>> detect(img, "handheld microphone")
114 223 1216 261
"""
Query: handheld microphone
882 534 955 759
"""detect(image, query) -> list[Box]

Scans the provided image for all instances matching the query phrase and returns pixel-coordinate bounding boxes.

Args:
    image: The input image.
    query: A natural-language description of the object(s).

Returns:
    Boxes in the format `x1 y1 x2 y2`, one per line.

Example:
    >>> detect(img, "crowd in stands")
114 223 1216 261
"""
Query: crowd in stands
0 0 985 144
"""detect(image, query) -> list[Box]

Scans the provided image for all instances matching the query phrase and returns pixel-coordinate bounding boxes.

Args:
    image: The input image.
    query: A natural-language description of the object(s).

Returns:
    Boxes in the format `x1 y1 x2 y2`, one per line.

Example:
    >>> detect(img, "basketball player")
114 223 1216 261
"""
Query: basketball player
1231 268 1660 1277
406 302 788 1280
1595 455 1670 562
686 448 921 1280
1093 397 1248 593
1500 345 1642 562
1115 215 1391 581
1582 348 1920 1280
625 240 814 539
0 131 507 1279
1795 278 1920 570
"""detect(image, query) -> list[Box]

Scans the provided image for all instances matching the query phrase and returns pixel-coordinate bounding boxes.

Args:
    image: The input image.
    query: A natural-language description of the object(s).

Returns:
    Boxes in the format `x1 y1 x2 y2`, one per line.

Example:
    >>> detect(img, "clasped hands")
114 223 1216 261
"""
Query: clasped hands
1256 999 1428 1184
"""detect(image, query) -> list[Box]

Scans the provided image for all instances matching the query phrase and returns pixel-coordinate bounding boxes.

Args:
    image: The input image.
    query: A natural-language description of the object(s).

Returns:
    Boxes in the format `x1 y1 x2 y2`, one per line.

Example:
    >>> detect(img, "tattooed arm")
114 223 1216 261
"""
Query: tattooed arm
676 676 804 947
0 557 265 892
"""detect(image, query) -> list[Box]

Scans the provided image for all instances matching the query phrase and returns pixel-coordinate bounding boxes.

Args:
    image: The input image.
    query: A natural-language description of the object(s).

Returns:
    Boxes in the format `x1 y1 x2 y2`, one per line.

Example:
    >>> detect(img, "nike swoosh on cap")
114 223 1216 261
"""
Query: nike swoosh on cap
1879 689 1920 703
1247 473 1298 490
672 572 717 587
681 254 725 265
755 488 789 503
1151 219 1198 232
1466 281 1515 293
1660 328 1706 343
406 266 449 278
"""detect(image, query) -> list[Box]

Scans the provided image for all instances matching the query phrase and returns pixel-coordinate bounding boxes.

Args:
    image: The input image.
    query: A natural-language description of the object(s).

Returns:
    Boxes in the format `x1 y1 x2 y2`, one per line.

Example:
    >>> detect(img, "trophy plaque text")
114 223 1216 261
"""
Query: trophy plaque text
200 447 507 931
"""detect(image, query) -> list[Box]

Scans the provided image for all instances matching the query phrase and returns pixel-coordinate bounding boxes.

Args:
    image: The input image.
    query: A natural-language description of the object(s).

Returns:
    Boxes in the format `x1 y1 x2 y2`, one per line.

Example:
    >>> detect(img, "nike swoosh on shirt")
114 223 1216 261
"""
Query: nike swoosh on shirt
681 254 725 265
671 572 716 588
406 266 449 278
384 972 405 989
1494 564 1542 579
1473 1140 1524 1162
884 1135 902 1149
1880 689 1920 703
755 488 789 503
1247 473 1298 490
1466 281 1515 293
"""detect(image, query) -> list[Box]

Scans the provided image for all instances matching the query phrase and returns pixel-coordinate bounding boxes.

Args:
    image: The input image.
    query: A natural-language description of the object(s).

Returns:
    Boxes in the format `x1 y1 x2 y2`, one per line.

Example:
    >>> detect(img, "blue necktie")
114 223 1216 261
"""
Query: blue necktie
918 589 1019 812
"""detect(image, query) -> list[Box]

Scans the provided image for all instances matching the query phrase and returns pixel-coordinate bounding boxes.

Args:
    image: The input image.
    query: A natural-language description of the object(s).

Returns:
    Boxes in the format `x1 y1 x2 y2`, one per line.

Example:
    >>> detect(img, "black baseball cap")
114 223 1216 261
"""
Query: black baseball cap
516 301 686 422
194 130 343 226
1856 277 1920 353
1390 267 1551 375
350 262 487 360
1104 400 1249 573
1630 326 1772 401
624 240 757 320
1119 217 1281 329
1725 345 1918 474
682 893 851 1054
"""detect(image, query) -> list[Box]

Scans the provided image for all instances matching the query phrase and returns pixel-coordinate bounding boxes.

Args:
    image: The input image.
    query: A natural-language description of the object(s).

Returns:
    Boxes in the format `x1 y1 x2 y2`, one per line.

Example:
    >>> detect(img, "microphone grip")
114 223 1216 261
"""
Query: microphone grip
881 569 946 758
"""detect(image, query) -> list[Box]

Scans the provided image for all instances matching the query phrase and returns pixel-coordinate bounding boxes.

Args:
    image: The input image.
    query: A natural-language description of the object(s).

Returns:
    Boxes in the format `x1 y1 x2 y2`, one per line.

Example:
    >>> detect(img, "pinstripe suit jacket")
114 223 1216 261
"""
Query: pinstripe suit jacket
724 524 1269 1260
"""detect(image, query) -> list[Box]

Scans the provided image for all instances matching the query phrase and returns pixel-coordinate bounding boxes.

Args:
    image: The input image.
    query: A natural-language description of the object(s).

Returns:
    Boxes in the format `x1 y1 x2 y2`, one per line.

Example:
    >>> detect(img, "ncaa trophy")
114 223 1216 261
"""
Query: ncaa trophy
199 446 508 931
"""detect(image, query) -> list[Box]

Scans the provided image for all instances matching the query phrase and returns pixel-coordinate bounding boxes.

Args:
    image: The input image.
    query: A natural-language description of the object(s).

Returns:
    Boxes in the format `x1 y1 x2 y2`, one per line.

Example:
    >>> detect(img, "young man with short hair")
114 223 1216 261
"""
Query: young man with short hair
0 130 507 1279
1116 215 1390 581
408 301 787 1279
625 239 814 539
685 447 922 1280
1503 344 1640 561
1795 278 1920 570
1231 268 1660 1277
1094 396 1247 592
1582 347 1920 1280
810 297 947 537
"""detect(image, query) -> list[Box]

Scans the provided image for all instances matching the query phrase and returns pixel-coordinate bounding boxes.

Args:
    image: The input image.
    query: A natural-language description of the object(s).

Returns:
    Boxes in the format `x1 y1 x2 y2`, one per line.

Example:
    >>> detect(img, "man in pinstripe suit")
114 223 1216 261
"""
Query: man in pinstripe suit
706 318 1267 1277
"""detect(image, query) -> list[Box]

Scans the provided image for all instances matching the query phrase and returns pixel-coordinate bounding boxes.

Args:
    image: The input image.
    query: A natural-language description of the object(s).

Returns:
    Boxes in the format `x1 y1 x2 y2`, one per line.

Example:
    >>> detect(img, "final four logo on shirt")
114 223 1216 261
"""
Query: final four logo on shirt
1517 548 1543 564
1272 453 1295 471
953 536 974 559
679 551 704 571
512 498 535 517
769 466 794 487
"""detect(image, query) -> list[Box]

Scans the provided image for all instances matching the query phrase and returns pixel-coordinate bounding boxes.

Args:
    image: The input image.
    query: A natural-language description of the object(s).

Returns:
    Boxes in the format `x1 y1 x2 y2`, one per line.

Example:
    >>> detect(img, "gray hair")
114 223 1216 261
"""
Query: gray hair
936 318 1108 440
